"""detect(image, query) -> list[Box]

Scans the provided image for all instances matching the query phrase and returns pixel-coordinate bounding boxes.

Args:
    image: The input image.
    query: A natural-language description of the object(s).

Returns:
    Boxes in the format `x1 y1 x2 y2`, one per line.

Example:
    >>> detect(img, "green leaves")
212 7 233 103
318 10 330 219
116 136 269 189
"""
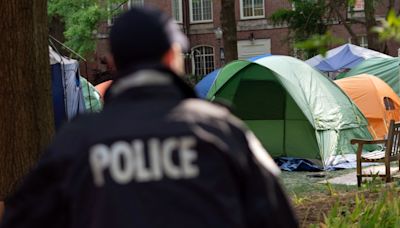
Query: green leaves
63 4 105 56
295 32 344 58
48 0 126 56
270 0 328 38
373 9 400 42
318 186 400 227
269 0 330 58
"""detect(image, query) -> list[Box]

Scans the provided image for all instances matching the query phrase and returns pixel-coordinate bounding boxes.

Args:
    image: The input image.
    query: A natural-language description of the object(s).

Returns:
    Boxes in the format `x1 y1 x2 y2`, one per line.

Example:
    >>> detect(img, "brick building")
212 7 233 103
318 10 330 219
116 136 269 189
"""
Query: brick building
89 0 400 83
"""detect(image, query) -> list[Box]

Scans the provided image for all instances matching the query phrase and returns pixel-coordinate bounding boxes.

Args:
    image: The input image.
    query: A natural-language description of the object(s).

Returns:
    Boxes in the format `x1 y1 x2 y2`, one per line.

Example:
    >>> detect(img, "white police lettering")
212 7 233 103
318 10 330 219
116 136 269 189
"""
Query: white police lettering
110 141 135 184
89 137 199 187
180 137 199 178
162 138 181 178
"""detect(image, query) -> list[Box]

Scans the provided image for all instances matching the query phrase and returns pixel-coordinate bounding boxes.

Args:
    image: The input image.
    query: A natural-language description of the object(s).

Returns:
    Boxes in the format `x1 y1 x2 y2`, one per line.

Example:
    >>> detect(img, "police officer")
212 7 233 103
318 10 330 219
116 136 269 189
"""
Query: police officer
1 7 298 228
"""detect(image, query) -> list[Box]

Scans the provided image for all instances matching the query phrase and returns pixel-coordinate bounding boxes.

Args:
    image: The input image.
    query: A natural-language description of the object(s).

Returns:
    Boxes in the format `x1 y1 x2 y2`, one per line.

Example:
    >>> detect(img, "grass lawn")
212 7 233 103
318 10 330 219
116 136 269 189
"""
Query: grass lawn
280 168 358 198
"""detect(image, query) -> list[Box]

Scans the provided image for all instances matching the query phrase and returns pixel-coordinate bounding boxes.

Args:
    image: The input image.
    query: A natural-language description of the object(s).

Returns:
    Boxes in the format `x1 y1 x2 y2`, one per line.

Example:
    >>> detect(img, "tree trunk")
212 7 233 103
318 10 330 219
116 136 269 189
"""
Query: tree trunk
0 1 54 199
220 0 238 64
49 16 69 57
364 0 381 51
330 1 360 45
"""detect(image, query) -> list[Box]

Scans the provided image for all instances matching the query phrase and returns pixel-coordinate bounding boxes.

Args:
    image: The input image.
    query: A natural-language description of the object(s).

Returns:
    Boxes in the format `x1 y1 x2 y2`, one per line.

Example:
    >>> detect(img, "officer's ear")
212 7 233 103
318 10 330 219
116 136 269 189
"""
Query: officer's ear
162 43 185 76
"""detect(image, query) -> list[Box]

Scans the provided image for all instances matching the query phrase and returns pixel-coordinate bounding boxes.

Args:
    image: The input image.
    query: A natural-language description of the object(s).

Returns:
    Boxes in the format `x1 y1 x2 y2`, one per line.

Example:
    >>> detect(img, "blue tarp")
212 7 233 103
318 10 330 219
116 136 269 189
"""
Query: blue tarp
50 47 86 130
195 54 271 98
275 157 323 172
305 44 392 72
275 154 378 171
51 63 67 130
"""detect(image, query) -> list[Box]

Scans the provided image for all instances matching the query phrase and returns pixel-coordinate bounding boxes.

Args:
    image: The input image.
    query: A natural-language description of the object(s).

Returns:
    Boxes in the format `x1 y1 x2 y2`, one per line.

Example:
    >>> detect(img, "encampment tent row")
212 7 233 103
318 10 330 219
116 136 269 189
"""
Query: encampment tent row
206 55 373 168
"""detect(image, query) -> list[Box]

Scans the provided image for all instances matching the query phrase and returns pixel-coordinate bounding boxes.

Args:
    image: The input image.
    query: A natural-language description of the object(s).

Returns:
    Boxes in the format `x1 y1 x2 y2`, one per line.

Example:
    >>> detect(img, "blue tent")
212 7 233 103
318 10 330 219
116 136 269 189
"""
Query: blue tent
247 53 272 61
50 47 86 130
195 53 271 98
194 69 220 98
305 44 392 72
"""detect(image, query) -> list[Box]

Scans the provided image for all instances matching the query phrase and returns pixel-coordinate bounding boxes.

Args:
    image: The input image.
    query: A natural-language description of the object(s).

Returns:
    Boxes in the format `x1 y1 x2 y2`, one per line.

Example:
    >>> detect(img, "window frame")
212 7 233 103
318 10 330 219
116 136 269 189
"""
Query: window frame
347 0 364 18
348 35 368 48
107 2 122 26
351 0 364 12
189 0 213 24
240 0 265 20
172 0 183 23
128 0 144 8
191 45 215 76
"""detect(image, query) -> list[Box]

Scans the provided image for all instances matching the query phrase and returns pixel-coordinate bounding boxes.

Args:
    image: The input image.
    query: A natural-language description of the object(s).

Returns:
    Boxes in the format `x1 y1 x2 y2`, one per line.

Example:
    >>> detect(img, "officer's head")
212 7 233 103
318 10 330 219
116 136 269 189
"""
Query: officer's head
109 7 189 77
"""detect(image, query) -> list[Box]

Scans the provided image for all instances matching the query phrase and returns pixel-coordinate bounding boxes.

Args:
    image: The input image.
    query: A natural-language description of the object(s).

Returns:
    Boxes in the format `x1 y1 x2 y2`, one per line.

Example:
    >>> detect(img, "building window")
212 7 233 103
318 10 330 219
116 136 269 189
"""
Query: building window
240 0 265 19
172 0 183 23
348 0 364 18
189 0 212 23
192 46 214 76
129 0 144 8
348 35 368 48
352 0 364 11
108 3 122 26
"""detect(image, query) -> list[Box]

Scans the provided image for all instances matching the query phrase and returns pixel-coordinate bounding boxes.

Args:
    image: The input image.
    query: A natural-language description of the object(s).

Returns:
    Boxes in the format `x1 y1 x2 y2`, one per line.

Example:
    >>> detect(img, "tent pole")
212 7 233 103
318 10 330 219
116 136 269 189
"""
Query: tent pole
283 91 286 157
49 35 94 112
49 35 87 62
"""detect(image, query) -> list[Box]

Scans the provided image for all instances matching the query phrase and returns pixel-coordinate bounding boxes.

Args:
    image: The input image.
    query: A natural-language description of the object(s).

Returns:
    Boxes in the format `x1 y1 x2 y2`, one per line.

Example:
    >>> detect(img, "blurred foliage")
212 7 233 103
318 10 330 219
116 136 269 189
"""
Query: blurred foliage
270 0 329 58
295 32 344 58
270 0 328 39
373 9 400 42
48 0 126 56
270 0 387 58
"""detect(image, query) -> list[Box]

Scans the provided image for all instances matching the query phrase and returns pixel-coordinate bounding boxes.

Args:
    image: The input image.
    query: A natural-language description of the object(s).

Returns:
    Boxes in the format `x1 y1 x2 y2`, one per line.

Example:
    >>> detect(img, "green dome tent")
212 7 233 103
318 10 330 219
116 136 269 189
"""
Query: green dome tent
207 56 374 168
337 57 400 96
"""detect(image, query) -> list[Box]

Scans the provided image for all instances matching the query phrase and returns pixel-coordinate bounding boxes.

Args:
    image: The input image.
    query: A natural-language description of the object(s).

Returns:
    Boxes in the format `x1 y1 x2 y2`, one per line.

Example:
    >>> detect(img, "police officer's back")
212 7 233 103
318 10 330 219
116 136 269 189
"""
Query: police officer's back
0 7 298 228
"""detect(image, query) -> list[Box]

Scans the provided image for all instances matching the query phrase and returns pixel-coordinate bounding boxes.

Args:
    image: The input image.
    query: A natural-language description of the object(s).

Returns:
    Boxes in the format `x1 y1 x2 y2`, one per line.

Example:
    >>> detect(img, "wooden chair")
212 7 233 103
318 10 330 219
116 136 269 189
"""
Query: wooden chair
351 120 400 187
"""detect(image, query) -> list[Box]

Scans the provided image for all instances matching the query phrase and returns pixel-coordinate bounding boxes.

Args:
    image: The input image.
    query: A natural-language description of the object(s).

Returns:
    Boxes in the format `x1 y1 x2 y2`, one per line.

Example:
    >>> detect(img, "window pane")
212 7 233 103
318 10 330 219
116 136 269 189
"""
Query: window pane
192 0 212 21
354 0 364 11
192 0 202 21
193 46 214 76
243 0 253 17
202 0 212 20
172 0 181 21
242 0 264 17
254 0 264 16
130 0 144 7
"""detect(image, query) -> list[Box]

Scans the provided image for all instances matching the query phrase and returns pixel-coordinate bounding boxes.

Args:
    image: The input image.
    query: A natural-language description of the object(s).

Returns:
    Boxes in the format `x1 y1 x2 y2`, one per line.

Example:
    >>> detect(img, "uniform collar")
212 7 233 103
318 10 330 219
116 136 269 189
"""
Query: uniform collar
110 70 173 96
105 68 197 102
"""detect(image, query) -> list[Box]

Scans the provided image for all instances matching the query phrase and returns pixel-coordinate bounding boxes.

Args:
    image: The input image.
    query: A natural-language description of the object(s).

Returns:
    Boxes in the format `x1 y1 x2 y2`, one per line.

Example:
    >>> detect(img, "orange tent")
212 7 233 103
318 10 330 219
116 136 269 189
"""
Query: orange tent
335 74 400 139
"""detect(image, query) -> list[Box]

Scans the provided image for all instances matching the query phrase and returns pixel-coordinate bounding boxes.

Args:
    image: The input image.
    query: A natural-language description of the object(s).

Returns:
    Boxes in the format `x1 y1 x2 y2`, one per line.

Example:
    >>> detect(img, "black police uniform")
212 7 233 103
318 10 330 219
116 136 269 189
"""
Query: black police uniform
0 68 298 228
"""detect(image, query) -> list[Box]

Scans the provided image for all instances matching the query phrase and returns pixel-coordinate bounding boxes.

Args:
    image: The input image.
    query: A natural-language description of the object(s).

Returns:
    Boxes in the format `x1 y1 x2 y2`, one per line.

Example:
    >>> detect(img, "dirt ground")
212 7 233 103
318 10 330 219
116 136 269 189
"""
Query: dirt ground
294 190 382 227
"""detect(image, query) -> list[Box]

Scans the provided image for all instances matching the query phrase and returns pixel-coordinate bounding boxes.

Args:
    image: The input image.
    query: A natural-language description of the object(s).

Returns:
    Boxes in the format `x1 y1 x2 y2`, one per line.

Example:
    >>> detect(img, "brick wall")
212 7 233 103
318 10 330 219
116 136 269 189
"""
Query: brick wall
88 0 400 82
